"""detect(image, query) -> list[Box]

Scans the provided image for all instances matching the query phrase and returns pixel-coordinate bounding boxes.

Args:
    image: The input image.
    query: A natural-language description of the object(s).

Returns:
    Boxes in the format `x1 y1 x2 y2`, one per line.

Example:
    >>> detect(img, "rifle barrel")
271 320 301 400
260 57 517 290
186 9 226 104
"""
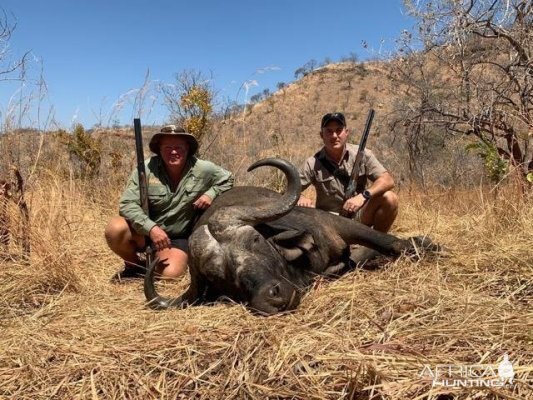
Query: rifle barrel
341 109 375 218
358 109 374 151
134 118 149 216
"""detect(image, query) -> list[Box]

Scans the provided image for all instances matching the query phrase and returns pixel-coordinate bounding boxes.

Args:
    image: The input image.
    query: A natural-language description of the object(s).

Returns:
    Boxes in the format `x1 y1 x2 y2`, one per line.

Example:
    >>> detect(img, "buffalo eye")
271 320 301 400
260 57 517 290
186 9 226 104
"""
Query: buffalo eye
269 284 280 298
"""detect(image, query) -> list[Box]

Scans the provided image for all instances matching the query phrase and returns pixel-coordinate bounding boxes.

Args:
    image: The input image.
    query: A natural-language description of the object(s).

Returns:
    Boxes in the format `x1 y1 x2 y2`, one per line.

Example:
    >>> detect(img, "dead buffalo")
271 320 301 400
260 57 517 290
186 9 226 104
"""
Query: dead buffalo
144 158 438 315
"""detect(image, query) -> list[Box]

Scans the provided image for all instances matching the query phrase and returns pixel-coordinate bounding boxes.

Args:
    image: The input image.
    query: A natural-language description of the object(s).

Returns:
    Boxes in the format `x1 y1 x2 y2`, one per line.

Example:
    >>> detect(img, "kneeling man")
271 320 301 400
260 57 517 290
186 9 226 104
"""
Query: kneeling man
298 112 398 233
105 125 234 281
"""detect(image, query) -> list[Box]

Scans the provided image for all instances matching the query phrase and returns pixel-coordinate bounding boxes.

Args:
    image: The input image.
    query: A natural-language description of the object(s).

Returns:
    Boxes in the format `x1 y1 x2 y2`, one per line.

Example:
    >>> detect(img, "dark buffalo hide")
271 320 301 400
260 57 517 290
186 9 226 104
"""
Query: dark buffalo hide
144 158 439 315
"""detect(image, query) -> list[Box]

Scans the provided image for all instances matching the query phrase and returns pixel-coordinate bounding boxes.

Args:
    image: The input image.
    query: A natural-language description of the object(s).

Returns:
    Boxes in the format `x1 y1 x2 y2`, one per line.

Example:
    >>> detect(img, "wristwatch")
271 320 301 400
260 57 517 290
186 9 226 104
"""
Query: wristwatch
362 190 372 201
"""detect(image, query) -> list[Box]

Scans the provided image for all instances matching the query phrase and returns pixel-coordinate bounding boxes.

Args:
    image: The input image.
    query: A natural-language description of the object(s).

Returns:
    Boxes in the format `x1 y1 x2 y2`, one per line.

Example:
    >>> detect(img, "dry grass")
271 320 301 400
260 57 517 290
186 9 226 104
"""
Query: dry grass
1 172 531 399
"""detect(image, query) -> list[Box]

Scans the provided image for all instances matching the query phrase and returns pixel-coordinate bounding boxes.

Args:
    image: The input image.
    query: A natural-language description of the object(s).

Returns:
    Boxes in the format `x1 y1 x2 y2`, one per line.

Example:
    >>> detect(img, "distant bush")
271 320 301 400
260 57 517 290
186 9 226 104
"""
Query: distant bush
250 93 262 104
59 124 102 179
294 67 306 80
466 141 508 183
340 52 358 64
294 59 318 79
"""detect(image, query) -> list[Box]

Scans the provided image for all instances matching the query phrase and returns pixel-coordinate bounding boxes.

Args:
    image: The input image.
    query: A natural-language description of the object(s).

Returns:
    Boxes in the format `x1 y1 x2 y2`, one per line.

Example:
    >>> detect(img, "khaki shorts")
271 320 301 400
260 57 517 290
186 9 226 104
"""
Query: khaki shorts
170 238 189 253
126 219 189 253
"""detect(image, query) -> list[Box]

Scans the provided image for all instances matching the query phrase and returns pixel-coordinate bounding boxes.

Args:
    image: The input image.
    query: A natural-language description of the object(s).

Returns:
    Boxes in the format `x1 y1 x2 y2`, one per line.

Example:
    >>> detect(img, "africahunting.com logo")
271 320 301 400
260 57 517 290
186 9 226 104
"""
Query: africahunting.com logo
420 354 515 388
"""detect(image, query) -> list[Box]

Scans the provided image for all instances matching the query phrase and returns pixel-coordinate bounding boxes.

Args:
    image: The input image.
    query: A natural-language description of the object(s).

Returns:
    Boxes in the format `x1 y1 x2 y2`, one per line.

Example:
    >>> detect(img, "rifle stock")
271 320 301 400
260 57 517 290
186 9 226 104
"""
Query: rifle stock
341 109 375 218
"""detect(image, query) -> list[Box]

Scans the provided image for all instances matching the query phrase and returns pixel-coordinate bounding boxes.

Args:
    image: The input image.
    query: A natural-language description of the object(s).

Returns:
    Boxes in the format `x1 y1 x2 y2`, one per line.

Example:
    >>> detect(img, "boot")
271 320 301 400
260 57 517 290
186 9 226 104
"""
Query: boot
110 260 146 283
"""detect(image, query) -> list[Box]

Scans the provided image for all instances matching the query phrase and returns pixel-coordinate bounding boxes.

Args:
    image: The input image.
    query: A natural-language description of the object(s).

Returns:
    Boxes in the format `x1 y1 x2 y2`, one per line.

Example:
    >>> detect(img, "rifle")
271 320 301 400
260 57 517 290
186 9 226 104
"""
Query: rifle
340 109 375 218
134 118 153 260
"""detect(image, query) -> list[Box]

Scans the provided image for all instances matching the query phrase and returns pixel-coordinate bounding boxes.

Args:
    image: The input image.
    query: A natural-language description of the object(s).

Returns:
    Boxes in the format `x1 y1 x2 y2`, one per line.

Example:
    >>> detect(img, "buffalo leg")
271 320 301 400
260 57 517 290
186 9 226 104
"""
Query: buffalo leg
325 213 437 256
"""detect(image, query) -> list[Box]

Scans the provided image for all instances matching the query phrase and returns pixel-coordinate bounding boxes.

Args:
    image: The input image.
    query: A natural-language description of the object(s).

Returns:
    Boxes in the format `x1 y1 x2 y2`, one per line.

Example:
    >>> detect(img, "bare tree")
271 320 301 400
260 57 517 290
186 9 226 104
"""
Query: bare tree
0 9 29 84
340 52 359 64
160 70 216 143
388 0 532 185
294 59 319 79
1 8 31 135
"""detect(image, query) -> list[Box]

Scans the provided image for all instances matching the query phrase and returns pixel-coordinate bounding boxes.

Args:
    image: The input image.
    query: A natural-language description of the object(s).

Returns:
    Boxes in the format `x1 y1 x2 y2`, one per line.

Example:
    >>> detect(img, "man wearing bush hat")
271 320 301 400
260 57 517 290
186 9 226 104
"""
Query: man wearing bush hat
298 112 398 234
105 125 234 282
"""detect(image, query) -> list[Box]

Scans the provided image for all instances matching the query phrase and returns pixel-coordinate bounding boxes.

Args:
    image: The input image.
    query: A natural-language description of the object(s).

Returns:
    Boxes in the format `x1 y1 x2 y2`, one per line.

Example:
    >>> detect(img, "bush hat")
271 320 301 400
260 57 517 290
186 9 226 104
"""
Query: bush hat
149 125 199 155
321 112 346 128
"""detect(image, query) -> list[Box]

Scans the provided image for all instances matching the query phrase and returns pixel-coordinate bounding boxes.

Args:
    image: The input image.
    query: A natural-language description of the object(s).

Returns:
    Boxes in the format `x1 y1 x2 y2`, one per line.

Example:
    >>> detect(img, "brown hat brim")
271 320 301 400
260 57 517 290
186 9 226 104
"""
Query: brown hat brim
148 132 199 155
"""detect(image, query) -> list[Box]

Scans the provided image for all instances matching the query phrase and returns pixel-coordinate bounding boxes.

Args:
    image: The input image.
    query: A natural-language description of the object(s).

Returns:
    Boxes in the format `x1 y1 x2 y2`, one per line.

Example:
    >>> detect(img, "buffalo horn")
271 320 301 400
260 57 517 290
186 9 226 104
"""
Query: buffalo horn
208 158 301 241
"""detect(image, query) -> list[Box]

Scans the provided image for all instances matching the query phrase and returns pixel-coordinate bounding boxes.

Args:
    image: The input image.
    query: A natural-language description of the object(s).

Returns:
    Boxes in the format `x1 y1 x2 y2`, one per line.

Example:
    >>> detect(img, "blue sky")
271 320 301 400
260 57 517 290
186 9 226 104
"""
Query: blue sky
0 0 414 129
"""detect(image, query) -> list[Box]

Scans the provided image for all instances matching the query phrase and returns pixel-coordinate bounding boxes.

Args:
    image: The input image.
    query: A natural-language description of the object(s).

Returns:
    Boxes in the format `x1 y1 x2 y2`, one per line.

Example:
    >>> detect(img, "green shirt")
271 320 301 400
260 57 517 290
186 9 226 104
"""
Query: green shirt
119 155 234 238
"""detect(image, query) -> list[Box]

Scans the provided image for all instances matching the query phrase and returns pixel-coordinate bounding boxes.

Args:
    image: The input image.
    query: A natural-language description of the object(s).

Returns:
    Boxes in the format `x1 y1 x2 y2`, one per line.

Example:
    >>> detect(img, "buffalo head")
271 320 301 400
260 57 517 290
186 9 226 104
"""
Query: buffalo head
144 158 305 315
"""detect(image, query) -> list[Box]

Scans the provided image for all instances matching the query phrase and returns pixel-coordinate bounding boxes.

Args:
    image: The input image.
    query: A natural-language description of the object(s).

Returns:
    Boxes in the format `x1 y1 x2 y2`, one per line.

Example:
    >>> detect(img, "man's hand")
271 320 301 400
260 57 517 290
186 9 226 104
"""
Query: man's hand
149 225 171 251
297 195 314 208
342 194 366 214
193 194 213 210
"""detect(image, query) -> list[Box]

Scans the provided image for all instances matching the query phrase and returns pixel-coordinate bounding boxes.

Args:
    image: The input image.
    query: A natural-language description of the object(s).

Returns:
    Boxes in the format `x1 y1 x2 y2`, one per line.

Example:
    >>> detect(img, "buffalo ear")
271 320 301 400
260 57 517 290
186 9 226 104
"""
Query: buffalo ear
269 230 315 262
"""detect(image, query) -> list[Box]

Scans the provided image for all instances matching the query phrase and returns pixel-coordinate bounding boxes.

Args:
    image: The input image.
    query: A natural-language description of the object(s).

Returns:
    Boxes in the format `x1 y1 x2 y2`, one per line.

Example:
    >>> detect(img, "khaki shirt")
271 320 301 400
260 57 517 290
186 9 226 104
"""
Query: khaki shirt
299 143 387 213
119 156 234 238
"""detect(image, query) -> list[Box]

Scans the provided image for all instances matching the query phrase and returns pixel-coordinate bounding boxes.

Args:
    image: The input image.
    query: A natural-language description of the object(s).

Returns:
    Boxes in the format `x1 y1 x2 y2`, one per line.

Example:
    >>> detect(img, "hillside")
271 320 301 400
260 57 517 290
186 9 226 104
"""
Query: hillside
205 61 482 190
0 60 483 193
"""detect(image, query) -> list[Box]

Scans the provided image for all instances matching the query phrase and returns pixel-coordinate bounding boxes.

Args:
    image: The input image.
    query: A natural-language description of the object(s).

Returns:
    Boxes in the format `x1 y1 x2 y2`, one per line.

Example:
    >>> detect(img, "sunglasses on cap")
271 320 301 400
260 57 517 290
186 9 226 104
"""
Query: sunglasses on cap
160 125 186 133
321 113 346 128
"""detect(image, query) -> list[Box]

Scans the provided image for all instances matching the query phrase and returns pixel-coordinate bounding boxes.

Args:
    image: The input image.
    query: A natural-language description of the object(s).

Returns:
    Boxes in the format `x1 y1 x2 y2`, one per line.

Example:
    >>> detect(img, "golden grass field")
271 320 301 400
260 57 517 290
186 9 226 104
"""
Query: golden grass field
1 161 531 399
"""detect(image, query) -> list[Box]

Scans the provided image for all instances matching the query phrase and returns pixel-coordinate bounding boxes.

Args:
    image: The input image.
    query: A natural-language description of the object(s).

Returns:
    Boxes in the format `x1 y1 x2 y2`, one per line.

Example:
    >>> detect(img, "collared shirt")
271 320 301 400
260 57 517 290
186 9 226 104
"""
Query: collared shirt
299 143 387 213
119 155 234 238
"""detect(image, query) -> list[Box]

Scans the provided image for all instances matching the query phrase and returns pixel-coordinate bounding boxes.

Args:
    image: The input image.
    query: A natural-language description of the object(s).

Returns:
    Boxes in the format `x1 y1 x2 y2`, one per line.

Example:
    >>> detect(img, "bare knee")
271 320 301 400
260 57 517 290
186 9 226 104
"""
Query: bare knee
156 248 188 279
105 216 127 245
360 191 399 232
376 191 399 224
382 191 399 212
104 216 143 253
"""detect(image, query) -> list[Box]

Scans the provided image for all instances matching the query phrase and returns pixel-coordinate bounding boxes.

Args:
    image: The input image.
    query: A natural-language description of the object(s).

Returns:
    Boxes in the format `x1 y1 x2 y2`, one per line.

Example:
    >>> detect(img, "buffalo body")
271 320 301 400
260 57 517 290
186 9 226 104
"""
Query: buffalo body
144 159 437 314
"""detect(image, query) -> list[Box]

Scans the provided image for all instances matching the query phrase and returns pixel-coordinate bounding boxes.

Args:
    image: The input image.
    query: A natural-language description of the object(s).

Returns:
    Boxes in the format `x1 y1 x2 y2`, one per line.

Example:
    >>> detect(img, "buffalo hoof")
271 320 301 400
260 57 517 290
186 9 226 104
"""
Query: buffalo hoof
322 261 349 277
349 245 384 270
410 236 444 254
